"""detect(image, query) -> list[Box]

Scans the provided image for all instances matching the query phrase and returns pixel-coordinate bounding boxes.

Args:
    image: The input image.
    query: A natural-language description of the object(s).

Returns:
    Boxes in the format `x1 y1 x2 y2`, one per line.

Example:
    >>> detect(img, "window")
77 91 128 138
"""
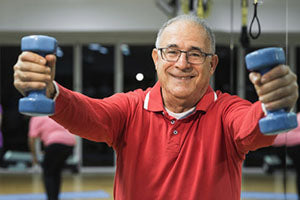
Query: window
81 44 115 166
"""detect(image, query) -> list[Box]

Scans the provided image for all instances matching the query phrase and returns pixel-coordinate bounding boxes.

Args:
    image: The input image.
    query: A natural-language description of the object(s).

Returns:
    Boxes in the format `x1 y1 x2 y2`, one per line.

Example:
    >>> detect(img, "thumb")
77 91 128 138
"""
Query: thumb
45 54 57 98
45 54 57 81
249 72 262 86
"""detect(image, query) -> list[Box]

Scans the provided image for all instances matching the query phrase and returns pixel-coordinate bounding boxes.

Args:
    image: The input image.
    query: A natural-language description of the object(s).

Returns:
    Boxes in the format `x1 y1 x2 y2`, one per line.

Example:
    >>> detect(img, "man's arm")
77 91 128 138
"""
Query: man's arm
50 83 130 148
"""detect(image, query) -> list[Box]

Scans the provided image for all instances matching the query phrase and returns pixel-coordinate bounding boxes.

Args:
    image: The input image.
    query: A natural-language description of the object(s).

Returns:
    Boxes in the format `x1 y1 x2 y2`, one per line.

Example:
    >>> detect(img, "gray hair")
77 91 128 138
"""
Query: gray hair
155 14 216 54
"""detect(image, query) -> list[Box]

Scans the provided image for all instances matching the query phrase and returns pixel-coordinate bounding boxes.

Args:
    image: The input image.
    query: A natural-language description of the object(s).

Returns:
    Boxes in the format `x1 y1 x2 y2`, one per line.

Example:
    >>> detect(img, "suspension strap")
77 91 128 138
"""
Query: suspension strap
249 0 261 39
240 0 250 48
181 0 190 14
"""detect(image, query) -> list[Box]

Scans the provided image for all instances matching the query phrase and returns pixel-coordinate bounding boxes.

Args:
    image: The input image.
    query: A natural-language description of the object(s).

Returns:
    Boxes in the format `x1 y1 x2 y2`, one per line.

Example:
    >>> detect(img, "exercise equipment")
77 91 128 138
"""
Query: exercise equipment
245 47 298 135
3 150 78 173
240 0 250 48
19 35 57 116
249 0 261 39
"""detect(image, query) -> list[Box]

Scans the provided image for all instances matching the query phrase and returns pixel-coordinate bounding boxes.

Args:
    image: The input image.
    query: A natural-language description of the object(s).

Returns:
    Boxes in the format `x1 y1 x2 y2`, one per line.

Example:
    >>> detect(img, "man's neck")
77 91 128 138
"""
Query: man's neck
160 85 209 113
162 93 202 113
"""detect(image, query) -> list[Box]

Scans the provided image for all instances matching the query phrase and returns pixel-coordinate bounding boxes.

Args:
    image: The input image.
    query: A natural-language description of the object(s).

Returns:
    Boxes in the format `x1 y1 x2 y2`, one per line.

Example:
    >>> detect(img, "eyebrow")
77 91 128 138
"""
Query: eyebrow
190 46 203 52
166 44 178 48
166 44 204 52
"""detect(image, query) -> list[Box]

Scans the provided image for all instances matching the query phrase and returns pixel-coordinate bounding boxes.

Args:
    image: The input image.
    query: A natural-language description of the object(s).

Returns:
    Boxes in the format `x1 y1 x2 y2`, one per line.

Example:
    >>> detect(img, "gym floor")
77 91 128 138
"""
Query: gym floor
0 170 297 200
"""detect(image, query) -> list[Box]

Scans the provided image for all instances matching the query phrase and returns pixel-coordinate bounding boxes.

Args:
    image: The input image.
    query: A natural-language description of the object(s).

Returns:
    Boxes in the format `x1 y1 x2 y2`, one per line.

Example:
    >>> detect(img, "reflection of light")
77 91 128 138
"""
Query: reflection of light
121 44 130 56
88 43 108 54
99 47 108 54
88 43 100 51
56 46 64 57
136 73 144 81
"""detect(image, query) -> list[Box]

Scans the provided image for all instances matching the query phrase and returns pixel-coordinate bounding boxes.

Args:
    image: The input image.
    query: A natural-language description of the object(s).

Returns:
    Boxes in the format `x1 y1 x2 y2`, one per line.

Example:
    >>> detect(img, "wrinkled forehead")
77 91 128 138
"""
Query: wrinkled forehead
159 20 211 51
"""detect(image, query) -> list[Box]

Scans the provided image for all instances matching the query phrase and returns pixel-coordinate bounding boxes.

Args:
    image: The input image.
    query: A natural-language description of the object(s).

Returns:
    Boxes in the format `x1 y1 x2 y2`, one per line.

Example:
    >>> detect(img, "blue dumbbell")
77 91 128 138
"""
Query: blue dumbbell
19 35 57 116
245 47 298 135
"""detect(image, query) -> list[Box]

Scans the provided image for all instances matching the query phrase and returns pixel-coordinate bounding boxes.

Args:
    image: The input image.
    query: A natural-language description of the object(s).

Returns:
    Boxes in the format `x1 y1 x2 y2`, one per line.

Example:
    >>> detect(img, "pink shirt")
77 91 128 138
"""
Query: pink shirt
52 82 275 200
29 116 76 147
273 113 300 147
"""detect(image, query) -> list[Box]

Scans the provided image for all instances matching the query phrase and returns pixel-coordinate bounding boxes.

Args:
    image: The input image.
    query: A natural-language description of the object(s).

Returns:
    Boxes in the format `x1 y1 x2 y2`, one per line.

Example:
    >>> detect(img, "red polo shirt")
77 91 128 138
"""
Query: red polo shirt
52 82 275 200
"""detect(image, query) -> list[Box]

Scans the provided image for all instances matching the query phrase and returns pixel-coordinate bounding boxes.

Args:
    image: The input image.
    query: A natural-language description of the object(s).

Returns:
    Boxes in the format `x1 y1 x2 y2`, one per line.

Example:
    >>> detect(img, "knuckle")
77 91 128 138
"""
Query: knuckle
13 71 19 80
20 72 27 80
18 53 24 61
19 52 29 60
14 81 24 91
46 75 51 81
13 63 21 72
13 80 19 87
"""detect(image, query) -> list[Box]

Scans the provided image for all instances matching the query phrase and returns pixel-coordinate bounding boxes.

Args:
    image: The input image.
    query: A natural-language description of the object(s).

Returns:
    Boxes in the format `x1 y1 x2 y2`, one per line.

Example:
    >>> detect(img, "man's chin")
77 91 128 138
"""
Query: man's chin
170 89 193 99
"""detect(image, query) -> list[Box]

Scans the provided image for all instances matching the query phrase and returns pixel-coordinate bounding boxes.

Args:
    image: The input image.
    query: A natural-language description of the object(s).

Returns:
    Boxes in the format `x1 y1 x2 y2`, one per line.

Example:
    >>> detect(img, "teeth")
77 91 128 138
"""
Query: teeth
171 74 194 80
178 76 192 80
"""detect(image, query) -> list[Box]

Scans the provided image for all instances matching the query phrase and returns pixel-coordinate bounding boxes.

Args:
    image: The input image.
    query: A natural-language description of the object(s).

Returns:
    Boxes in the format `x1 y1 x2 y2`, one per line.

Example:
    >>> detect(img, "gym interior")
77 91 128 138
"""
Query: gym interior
0 0 300 199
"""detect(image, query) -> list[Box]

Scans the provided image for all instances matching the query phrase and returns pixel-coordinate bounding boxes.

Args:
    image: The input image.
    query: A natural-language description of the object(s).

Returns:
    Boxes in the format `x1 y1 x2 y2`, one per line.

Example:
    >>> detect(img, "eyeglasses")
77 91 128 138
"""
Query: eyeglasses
157 47 214 64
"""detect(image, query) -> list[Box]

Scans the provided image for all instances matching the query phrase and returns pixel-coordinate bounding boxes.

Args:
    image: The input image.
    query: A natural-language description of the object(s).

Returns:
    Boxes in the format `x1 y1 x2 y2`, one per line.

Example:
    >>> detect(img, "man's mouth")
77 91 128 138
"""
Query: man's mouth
171 74 195 80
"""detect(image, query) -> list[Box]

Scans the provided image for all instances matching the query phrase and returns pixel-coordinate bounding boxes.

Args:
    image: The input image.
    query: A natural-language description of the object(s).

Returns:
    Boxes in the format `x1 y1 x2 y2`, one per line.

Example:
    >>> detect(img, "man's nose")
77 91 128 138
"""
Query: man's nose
175 52 190 69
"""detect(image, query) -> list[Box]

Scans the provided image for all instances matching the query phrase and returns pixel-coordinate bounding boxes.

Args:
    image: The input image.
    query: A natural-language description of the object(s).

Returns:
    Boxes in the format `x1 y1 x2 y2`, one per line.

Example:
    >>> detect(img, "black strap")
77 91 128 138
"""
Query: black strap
249 2 261 39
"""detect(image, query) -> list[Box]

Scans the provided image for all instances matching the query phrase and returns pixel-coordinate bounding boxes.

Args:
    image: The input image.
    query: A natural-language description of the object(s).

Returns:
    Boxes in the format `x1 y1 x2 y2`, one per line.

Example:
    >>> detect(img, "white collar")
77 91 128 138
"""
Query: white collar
165 107 196 120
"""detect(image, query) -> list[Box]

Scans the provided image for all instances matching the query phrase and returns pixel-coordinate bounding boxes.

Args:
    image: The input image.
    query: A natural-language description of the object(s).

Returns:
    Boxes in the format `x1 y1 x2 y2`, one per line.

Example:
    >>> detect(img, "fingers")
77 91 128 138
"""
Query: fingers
263 88 298 111
45 54 56 68
19 51 47 65
260 65 289 84
13 52 56 96
249 72 262 86
250 65 298 111
45 54 57 81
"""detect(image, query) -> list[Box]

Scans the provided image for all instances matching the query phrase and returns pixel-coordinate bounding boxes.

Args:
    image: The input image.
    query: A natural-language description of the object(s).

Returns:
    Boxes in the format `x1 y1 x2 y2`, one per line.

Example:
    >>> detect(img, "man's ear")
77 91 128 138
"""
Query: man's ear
209 54 219 74
152 48 159 70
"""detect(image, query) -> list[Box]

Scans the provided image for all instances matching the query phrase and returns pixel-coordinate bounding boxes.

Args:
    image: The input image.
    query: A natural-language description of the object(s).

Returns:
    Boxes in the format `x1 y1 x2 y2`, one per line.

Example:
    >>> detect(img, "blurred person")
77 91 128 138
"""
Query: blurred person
28 116 76 200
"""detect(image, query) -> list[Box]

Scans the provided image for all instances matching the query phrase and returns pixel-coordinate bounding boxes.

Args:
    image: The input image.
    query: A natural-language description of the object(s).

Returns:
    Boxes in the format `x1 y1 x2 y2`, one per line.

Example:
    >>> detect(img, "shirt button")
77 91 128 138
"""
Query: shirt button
171 120 175 125
173 130 178 135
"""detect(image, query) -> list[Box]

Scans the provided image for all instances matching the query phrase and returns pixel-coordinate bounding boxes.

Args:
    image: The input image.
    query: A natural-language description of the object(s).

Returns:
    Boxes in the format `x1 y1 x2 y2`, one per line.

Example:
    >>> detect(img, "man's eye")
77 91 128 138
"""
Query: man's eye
189 52 202 57
167 50 178 55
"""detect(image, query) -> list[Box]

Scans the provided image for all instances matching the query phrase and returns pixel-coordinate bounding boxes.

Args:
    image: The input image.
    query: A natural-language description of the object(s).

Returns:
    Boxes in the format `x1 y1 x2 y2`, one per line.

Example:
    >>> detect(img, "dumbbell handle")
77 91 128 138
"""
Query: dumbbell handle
18 35 57 116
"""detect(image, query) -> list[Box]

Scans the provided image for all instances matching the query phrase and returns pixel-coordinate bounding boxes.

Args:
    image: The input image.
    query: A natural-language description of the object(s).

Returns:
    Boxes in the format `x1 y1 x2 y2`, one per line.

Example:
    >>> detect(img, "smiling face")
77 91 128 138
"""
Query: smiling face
152 20 218 112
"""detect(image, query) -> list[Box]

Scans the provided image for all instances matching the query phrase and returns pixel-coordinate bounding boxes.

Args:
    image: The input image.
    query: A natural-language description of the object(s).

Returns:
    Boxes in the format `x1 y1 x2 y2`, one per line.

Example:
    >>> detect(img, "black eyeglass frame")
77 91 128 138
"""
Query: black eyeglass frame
157 47 214 64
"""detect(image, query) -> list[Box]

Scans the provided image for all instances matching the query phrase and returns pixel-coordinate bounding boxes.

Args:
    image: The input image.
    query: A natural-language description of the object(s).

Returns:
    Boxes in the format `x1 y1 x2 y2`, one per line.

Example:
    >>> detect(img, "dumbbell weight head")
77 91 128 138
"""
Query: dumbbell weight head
245 47 285 74
21 35 57 56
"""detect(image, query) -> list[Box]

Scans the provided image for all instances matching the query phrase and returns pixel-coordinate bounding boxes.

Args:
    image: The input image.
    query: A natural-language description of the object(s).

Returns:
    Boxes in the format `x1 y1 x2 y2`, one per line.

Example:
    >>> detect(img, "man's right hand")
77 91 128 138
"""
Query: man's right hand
13 52 57 98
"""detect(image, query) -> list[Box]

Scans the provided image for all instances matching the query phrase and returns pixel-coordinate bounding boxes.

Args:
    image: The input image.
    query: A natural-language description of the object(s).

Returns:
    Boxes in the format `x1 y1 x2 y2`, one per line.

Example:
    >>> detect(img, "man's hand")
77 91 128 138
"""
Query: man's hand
249 65 298 111
13 52 57 98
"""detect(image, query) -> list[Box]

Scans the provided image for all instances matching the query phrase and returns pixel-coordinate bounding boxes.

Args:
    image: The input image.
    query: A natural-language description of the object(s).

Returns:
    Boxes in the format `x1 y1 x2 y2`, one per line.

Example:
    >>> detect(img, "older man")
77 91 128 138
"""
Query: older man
14 14 298 200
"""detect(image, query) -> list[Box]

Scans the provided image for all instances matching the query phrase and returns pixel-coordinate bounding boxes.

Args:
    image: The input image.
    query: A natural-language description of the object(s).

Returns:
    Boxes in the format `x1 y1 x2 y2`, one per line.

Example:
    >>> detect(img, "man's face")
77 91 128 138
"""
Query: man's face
152 20 218 104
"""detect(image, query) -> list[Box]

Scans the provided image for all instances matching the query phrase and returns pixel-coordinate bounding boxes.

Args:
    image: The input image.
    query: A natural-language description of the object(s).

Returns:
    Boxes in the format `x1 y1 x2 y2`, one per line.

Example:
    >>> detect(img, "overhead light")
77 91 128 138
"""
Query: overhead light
98 47 108 54
121 44 130 56
136 73 144 81
88 43 108 54
88 43 100 51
